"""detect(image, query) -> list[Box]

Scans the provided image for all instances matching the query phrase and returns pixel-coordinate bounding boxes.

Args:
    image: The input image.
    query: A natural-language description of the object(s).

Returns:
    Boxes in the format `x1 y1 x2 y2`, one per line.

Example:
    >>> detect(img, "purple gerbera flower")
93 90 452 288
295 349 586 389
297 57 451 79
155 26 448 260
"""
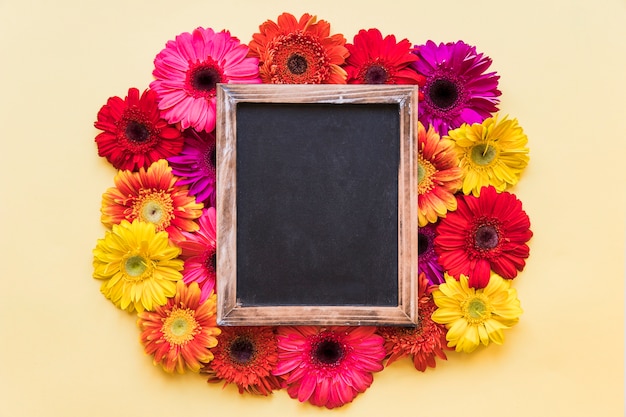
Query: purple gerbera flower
412 40 501 137
167 129 216 207
418 223 444 285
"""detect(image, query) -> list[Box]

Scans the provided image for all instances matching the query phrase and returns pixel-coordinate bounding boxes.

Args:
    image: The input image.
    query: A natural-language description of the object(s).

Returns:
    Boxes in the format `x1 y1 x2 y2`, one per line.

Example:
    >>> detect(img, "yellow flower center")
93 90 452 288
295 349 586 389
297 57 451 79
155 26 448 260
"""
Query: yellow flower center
132 189 174 230
462 295 492 324
470 143 498 167
418 155 437 194
122 254 152 281
162 308 199 346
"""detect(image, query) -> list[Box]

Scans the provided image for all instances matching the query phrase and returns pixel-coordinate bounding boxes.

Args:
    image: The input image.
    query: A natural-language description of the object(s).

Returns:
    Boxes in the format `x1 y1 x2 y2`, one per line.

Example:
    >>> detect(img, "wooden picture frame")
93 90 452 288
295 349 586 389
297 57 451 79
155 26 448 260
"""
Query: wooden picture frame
216 84 418 326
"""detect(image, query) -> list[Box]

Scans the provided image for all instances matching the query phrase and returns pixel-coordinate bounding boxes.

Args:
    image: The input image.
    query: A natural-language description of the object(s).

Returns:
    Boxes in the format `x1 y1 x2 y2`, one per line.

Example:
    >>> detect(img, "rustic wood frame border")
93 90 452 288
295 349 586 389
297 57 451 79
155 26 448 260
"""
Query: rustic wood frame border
216 84 418 326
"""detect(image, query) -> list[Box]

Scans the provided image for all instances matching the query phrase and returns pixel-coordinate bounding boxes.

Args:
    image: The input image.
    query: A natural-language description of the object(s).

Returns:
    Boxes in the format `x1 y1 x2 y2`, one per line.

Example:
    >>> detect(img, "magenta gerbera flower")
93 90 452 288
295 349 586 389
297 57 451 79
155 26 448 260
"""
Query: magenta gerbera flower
273 326 385 409
418 223 445 285
412 40 501 136
167 129 216 207
151 27 262 133
172 207 217 302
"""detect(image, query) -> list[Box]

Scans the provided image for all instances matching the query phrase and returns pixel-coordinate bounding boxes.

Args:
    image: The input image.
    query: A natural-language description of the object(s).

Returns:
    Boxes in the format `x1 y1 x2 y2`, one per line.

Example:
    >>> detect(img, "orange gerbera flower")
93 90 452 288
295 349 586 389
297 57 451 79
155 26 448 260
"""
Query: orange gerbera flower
378 273 450 371
418 122 463 226
202 326 283 396
248 12 349 84
137 281 221 373
101 159 203 241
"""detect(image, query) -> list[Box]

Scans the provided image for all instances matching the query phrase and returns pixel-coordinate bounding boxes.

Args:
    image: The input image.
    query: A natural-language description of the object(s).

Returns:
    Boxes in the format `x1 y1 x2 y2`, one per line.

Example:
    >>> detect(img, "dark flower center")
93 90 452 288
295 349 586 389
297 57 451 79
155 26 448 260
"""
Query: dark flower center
125 120 150 143
205 251 217 273
229 336 255 364
205 145 216 170
313 338 344 366
429 78 459 109
364 64 388 84
418 231 429 255
191 66 221 92
475 225 499 249
287 54 308 75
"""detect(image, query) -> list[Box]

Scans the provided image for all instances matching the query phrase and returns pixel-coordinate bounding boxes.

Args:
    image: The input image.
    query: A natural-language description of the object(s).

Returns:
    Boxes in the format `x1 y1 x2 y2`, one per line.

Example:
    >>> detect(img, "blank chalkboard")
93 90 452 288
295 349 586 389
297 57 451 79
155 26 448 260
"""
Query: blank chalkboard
216 84 418 326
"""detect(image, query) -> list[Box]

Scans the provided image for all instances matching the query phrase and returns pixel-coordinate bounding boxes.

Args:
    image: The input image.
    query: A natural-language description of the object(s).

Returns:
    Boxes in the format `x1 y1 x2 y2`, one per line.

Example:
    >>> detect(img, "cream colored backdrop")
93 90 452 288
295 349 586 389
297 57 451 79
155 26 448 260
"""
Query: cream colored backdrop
0 0 624 416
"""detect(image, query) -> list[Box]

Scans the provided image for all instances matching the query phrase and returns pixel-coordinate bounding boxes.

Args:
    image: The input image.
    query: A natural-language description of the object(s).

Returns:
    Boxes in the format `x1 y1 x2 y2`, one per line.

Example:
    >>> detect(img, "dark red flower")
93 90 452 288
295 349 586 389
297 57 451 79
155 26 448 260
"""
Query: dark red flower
94 88 183 171
434 186 532 288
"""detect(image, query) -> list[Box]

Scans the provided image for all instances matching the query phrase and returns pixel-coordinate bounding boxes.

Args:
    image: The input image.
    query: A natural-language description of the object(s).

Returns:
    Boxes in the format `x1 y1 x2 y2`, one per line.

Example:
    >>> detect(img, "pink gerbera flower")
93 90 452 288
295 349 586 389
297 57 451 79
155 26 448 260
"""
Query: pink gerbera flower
167 129 217 207
151 27 261 133
273 326 385 409
172 207 217 302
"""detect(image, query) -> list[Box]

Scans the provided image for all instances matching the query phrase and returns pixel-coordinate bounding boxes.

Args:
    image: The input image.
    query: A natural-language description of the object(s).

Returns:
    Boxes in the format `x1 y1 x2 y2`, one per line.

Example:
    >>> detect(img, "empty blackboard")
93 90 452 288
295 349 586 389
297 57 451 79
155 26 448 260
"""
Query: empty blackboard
216 84 418 326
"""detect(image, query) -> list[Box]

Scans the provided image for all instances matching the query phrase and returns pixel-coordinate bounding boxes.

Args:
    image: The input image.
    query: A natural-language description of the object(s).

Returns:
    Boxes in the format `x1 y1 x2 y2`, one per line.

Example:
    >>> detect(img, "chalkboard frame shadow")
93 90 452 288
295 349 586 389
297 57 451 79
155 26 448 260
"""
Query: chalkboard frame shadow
216 84 417 326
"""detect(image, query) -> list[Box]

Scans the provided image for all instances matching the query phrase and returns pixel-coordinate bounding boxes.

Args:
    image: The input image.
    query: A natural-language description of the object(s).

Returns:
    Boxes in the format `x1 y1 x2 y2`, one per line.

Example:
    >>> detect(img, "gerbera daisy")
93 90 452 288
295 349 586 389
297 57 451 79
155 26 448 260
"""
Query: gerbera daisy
273 326 385 409
167 129 217 207
412 40 501 136
101 159 203 242
418 223 444 285
344 28 424 85
172 207 217 302
94 87 183 171
418 122 463 226
432 273 522 353
378 273 449 371
92 219 183 312
434 186 533 288
446 115 530 196
202 326 282 395
248 12 349 84
137 281 221 373
151 27 261 133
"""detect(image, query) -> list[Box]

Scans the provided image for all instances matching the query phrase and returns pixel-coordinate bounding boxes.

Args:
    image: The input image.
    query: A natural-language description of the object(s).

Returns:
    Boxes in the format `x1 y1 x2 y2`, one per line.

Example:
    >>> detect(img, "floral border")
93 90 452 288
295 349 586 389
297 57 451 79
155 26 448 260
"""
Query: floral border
92 12 532 409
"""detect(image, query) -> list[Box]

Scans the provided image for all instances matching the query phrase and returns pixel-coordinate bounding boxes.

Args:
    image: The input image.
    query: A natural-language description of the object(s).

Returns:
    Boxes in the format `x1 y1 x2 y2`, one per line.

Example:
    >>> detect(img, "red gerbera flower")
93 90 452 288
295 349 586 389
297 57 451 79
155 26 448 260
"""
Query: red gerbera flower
344 28 425 86
434 186 533 288
248 12 349 84
273 326 385 409
94 87 183 171
202 326 282 396
377 273 449 371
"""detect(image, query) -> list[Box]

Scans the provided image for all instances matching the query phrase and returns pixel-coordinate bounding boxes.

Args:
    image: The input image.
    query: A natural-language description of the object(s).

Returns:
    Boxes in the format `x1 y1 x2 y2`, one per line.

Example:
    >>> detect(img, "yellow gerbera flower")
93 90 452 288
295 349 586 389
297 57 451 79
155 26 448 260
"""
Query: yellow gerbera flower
93 219 183 313
431 273 522 353
446 115 529 196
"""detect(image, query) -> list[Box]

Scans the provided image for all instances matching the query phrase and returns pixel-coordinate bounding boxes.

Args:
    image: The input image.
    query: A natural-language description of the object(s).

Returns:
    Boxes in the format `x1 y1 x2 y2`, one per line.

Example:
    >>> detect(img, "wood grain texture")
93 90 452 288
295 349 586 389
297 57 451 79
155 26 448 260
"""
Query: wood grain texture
216 84 417 326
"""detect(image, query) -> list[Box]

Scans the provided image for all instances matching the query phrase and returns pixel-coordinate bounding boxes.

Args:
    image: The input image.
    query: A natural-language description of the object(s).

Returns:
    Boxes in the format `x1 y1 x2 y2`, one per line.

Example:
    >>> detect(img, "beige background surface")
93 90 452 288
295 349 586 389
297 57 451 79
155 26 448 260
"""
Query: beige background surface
0 0 624 416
